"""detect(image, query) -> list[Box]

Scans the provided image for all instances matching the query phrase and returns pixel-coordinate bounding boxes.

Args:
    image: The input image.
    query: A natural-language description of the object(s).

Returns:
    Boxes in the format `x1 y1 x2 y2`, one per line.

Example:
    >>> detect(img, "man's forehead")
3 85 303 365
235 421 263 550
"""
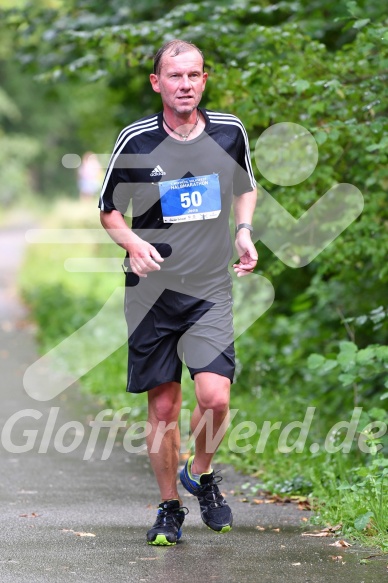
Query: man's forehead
161 50 203 72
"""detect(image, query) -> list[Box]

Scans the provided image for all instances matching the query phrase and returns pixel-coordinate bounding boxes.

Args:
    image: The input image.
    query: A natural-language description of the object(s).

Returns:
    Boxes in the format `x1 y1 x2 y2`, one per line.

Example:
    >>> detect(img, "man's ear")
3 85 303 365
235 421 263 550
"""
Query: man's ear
202 71 208 90
150 73 161 93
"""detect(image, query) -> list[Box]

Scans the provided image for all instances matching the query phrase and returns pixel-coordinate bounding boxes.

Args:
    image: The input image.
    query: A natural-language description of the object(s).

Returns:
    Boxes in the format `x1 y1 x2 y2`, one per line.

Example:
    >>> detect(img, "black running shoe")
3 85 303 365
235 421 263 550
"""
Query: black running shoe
180 456 233 533
146 499 188 546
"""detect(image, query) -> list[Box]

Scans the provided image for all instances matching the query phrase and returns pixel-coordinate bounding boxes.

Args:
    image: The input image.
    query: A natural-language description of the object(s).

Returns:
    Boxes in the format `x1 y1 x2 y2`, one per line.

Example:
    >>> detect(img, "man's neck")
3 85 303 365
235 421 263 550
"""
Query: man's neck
163 107 199 129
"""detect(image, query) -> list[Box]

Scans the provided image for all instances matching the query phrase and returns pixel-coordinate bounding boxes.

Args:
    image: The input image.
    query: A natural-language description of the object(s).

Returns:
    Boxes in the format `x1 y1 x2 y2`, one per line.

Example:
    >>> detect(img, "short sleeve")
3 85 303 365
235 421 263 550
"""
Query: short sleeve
233 123 256 196
99 136 132 214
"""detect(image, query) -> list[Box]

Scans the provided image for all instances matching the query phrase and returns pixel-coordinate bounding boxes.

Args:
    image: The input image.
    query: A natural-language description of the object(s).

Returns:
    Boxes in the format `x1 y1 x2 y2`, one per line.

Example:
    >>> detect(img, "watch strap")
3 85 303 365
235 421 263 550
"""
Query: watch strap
235 223 253 235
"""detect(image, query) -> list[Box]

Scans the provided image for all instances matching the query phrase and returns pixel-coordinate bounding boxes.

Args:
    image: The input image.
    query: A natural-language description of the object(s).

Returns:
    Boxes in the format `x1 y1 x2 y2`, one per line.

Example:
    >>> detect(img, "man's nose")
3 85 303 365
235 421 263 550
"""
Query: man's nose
179 74 191 90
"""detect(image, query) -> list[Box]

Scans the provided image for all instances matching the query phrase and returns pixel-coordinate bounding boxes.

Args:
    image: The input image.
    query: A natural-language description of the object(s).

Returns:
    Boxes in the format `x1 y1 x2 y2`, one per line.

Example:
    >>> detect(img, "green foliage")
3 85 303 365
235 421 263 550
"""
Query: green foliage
0 20 121 203
308 340 388 405
0 77 40 204
0 131 40 205
310 449 388 550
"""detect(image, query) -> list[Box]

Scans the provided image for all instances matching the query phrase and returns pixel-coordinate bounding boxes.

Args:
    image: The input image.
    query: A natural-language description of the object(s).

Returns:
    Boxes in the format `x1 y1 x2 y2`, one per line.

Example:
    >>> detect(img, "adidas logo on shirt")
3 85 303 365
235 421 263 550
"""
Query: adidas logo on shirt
150 165 166 176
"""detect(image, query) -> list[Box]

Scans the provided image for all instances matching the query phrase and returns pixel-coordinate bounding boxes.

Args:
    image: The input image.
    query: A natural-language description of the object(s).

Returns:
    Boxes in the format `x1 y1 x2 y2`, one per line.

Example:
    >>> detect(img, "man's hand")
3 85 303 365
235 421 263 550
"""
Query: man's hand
128 235 164 278
100 210 164 277
233 231 258 277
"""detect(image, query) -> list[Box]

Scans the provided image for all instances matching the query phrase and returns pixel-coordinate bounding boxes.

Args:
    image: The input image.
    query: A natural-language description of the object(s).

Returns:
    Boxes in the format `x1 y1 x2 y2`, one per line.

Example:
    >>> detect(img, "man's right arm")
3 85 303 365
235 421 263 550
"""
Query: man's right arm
100 210 163 277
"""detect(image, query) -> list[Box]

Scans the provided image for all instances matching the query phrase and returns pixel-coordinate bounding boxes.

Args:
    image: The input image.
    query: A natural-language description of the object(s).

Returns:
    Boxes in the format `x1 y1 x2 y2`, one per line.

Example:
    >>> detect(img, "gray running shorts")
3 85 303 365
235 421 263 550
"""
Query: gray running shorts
124 269 235 393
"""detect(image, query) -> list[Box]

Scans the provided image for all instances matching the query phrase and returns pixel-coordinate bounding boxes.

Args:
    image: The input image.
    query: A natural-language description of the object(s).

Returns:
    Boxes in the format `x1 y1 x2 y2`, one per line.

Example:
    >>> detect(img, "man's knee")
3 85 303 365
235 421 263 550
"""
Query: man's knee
195 373 230 415
148 382 182 423
200 394 230 416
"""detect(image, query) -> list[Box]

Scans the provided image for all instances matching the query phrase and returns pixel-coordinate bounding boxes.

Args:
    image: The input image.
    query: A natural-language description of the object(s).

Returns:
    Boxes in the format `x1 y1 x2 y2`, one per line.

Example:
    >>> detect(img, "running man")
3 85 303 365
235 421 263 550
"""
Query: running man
99 39 257 545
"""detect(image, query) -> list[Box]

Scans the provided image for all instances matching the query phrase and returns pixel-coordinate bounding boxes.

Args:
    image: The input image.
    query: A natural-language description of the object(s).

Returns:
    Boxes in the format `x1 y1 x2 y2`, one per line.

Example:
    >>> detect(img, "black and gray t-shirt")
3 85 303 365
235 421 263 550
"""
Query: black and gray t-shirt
99 108 255 276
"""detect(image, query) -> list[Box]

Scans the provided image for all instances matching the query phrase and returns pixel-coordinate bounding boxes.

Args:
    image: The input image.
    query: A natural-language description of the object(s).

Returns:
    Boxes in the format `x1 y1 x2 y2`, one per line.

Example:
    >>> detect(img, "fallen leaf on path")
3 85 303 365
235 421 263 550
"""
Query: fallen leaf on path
290 495 312 510
322 524 342 533
272 528 280 532
329 540 351 548
302 532 331 537
361 553 385 560
330 555 343 561
75 532 96 537
60 529 96 537
270 494 291 503
18 490 38 495
255 526 265 531
246 491 313 509
19 512 39 518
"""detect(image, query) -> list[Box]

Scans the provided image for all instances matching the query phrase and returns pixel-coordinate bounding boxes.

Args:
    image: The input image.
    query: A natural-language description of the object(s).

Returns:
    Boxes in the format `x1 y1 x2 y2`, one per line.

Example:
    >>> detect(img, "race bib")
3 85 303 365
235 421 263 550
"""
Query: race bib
159 174 221 223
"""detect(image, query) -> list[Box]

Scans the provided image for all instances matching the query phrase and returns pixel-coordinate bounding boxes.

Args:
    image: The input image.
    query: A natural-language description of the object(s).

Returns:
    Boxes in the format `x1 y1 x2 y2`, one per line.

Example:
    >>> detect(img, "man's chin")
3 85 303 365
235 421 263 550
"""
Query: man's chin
174 104 197 115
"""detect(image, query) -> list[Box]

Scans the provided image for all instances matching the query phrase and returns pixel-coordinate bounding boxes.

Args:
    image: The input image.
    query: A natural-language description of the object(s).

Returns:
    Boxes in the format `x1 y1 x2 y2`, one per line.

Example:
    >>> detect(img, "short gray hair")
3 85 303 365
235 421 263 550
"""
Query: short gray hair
153 40 205 75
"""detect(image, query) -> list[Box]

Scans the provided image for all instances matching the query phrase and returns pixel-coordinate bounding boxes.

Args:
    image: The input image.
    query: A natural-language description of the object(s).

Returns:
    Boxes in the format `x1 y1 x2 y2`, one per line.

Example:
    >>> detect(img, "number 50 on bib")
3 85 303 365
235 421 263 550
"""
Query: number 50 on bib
159 174 221 223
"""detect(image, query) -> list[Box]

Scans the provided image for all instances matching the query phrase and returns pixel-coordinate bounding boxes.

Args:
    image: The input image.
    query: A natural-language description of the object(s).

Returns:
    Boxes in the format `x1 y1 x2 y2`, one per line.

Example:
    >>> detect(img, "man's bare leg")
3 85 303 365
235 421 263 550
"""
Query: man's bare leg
179 371 233 533
190 372 231 475
147 381 182 501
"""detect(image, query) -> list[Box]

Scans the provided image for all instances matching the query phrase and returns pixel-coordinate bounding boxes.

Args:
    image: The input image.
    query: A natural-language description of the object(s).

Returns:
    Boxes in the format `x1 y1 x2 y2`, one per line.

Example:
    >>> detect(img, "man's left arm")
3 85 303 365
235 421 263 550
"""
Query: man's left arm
233 188 258 277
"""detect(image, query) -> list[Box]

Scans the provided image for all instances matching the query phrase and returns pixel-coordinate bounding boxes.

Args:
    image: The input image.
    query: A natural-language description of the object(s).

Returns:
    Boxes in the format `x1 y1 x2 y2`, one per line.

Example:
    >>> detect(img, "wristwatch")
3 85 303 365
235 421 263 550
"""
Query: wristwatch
235 223 253 235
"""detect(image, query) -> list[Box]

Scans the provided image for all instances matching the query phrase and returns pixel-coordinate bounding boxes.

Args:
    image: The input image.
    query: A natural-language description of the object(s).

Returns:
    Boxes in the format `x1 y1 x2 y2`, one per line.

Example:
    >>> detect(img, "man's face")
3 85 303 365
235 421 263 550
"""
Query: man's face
150 50 208 116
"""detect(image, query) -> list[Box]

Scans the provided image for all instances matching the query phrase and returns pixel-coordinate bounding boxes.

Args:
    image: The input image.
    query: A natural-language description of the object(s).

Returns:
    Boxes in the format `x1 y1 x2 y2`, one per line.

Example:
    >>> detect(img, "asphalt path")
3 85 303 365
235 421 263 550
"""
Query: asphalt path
0 223 386 582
